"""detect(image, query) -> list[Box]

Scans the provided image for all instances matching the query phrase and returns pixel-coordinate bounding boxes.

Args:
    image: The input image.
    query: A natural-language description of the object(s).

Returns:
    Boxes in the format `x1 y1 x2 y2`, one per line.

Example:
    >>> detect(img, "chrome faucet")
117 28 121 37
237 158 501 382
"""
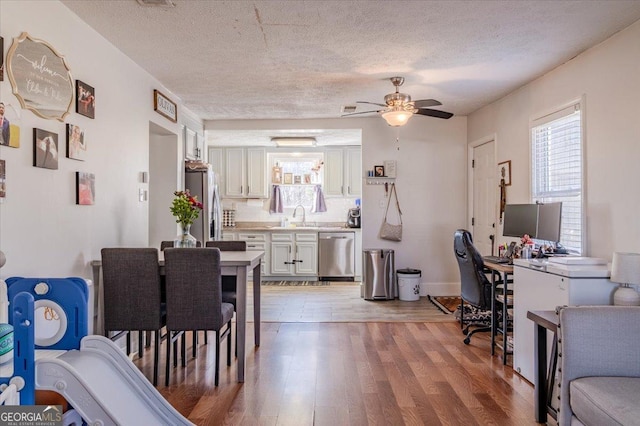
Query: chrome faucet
293 204 306 227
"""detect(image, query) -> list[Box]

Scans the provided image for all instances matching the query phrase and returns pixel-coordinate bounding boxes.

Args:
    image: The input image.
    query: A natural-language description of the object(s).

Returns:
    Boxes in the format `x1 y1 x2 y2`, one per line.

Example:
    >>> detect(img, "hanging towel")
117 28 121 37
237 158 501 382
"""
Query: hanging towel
269 185 283 213
312 185 327 213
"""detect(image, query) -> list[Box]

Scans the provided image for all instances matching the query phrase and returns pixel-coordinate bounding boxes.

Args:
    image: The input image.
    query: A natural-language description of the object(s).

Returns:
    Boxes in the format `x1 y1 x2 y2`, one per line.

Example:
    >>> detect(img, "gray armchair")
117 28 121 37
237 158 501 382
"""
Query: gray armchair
559 306 640 425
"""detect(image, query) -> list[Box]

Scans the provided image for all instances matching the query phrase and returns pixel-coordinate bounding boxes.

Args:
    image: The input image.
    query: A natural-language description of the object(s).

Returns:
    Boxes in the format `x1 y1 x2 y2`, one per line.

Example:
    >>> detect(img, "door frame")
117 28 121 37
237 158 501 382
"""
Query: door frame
468 133 498 233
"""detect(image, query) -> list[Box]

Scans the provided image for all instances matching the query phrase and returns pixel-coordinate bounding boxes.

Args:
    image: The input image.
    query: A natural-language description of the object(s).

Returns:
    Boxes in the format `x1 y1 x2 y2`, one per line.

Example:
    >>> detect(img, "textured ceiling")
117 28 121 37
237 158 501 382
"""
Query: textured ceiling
61 0 640 123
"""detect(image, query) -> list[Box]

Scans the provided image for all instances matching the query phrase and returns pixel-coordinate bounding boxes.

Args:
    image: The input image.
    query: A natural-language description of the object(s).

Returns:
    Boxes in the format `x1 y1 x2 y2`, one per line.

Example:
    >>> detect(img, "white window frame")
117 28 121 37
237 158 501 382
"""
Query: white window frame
268 152 324 209
529 98 585 255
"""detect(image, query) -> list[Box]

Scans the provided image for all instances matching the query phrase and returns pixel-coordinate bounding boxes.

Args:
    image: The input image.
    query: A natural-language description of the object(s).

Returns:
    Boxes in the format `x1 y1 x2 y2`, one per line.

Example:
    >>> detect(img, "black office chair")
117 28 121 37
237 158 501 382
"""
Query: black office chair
453 229 494 344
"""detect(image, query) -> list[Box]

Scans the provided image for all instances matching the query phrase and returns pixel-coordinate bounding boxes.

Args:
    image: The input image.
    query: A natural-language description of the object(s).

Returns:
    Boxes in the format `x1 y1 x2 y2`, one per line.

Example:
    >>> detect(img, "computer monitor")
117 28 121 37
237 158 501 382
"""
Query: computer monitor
502 204 538 238
536 202 562 243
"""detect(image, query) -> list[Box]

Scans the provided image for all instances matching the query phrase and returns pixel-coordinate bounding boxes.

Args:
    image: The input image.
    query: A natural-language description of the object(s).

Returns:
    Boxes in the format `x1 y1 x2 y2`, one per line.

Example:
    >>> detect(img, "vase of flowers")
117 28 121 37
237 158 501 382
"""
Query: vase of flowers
170 190 203 248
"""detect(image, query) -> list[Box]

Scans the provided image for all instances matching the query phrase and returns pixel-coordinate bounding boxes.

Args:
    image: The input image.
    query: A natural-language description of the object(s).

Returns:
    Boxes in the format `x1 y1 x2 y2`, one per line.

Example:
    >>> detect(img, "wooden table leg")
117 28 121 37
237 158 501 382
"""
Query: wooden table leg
491 271 497 356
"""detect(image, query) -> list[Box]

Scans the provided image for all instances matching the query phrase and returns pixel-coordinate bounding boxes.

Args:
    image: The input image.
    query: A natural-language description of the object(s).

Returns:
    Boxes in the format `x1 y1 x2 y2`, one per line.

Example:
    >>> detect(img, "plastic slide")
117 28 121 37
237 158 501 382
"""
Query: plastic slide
35 335 193 426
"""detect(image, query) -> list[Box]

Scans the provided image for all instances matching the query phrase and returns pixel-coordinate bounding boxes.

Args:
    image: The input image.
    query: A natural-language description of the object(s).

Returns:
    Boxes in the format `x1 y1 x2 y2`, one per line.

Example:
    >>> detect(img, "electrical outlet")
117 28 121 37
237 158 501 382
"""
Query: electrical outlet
139 188 147 202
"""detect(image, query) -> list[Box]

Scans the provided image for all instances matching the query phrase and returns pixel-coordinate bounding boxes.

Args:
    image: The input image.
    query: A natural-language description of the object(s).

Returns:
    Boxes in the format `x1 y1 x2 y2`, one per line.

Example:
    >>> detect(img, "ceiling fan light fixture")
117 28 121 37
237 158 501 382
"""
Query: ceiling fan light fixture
382 109 413 127
271 137 317 147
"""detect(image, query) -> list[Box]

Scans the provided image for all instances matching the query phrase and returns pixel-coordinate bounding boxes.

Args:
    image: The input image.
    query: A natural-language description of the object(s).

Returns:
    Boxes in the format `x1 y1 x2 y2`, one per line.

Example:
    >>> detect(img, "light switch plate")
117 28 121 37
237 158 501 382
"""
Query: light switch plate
139 188 147 202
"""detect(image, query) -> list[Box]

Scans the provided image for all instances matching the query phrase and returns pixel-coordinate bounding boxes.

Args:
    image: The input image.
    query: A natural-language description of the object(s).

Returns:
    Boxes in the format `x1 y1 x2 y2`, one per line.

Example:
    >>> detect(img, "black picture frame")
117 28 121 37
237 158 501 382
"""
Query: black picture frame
76 80 95 119
374 165 385 177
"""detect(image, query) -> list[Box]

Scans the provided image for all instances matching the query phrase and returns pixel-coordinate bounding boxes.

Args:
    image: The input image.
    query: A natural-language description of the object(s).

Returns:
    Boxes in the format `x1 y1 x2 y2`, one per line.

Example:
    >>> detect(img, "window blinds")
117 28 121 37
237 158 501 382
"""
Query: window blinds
531 103 582 253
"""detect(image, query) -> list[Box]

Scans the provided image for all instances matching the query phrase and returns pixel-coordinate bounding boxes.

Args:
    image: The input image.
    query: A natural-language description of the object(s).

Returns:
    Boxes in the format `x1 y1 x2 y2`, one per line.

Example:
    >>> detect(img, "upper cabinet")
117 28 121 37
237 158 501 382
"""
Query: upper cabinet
222 147 268 199
324 147 361 197
184 127 204 161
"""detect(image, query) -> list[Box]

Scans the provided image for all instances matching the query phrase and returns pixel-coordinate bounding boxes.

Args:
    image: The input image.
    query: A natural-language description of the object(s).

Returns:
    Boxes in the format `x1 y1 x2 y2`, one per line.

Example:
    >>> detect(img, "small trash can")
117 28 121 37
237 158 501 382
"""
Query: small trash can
397 268 421 301
362 249 396 300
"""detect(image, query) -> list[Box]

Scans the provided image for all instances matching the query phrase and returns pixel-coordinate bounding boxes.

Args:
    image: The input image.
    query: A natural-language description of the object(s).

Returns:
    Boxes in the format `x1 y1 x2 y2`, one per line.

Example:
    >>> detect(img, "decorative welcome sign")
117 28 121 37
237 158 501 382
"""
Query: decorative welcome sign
153 90 177 122
6 32 74 121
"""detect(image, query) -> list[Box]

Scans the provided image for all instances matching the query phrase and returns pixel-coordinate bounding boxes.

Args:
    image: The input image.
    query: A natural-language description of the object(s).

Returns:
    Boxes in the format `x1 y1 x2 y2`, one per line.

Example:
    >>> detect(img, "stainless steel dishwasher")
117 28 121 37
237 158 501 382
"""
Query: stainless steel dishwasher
318 231 355 281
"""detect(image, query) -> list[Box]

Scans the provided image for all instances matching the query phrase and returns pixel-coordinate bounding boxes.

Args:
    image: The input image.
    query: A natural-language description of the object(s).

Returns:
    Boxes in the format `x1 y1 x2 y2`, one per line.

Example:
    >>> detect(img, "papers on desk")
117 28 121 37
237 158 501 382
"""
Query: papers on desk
546 256 607 265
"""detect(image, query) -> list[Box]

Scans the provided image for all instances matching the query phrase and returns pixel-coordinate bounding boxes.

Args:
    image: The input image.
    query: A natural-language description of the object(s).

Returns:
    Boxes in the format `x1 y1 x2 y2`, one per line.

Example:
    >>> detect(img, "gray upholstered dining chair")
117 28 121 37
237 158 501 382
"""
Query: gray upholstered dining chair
163 247 234 386
205 240 247 356
100 247 165 386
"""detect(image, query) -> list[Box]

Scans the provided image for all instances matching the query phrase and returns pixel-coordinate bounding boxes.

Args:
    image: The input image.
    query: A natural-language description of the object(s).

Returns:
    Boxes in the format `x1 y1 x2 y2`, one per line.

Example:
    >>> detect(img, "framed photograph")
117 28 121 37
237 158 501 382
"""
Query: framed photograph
374 165 385 177
294 175 302 184
0 36 4 81
272 166 282 184
304 173 312 184
283 173 293 184
76 171 95 205
498 160 512 186
76 80 95 119
66 124 86 161
33 128 58 170
0 159 6 200
154 89 177 122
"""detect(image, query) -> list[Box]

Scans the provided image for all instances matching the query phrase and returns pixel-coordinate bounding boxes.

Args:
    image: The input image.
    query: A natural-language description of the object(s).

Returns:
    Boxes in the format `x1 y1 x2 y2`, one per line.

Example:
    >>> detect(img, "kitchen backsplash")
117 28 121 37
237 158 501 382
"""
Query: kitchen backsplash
221 196 358 225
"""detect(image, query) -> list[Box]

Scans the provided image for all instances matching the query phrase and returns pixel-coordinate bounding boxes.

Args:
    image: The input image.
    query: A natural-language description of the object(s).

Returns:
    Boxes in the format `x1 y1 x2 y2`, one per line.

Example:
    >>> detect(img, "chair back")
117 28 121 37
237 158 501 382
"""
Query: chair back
205 240 247 251
161 240 201 250
453 229 492 309
163 248 224 331
100 248 163 331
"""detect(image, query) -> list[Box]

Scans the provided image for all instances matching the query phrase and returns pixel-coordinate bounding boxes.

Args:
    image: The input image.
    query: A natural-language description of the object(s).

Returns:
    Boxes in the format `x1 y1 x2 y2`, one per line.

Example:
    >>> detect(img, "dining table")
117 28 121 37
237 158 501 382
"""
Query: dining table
91 249 264 383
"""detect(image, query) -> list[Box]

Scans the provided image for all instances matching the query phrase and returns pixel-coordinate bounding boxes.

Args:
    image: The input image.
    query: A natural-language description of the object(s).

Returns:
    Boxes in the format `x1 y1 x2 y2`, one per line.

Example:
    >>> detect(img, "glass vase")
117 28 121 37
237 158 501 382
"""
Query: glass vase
174 223 197 248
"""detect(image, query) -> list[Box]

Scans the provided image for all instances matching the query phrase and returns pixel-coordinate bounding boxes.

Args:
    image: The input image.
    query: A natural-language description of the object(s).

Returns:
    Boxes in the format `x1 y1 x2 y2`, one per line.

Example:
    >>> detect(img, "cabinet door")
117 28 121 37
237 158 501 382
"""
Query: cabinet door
295 241 317 275
246 148 268 198
271 242 294 275
324 149 344 196
225 148 246 198
513 266 567 383
345 147 362 196
184 127 198 160
207 147 225 191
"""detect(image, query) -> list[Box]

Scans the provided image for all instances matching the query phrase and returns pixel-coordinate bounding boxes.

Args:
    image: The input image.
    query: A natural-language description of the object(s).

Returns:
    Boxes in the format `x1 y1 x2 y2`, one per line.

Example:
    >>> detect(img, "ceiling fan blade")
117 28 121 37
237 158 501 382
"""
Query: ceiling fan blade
413 99 442 108
341 110 382 117
414 108 454 119
356 101 388 108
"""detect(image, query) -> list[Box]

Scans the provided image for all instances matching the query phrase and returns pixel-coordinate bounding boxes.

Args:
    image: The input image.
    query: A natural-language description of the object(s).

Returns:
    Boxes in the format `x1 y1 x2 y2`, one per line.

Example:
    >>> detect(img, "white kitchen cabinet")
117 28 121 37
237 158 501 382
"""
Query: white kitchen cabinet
223 147 268 198
207 147 225 188
345 147 362 197
324 149 344 196
513 259 616 383
323 147 361 197
238 232 269 275
270 232 317 277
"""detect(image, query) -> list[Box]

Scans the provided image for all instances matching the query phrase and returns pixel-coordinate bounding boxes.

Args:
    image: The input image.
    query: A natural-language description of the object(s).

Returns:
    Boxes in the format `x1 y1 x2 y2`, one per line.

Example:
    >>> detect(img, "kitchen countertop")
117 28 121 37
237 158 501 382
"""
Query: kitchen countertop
224 222 360 232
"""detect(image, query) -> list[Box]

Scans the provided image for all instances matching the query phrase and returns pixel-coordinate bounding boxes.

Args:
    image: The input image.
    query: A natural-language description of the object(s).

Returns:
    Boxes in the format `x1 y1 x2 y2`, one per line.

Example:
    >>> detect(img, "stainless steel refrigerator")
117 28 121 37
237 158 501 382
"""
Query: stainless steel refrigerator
184 162 222 243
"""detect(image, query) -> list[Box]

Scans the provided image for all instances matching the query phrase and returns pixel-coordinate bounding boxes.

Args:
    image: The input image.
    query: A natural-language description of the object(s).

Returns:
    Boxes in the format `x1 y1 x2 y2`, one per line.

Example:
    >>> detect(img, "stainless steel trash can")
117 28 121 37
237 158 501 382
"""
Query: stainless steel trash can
362 249 396 300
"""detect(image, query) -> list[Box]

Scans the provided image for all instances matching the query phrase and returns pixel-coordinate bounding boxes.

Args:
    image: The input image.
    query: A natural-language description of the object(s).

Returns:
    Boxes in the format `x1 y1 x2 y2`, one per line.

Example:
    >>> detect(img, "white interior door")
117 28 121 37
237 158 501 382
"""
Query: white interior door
472 141 496 255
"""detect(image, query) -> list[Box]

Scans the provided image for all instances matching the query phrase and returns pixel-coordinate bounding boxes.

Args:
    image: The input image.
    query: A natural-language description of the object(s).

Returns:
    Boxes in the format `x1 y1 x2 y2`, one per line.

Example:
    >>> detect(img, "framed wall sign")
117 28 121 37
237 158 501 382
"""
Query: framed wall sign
6 32 74 121
76 80 95 119
153 90 177 122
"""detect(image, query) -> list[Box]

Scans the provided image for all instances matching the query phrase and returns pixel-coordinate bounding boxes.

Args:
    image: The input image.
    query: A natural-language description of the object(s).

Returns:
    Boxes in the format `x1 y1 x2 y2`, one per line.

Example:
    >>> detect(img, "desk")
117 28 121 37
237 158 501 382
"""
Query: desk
527 309 558 423
91 250 264 383
483 261 513 365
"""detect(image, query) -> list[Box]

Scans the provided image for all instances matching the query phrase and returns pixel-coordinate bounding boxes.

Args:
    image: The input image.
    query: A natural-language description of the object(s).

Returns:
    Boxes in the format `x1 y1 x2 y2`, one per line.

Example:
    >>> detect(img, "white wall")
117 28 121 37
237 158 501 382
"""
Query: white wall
468 20 640 259
0 1 195 278
206 116 468 294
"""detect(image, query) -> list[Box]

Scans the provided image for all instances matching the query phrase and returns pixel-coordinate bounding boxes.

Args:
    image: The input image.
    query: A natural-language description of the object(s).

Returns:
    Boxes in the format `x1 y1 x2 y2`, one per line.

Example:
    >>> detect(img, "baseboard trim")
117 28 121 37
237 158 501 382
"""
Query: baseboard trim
421 282 459 297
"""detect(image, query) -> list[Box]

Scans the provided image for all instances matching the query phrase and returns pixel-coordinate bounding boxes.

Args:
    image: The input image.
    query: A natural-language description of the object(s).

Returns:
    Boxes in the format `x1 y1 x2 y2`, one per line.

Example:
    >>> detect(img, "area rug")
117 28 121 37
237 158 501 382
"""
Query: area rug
262 280 330 286
428 295 492 322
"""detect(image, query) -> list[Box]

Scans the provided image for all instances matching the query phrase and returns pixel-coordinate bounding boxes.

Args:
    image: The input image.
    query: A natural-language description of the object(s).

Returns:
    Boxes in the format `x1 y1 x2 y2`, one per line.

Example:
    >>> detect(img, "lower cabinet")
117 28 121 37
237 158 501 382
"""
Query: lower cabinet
270 232 318 277
222 231 269 275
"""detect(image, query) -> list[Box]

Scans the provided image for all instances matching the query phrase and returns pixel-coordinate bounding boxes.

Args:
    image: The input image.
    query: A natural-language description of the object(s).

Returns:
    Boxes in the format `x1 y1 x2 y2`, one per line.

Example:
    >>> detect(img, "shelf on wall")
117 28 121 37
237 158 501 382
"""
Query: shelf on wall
364 177 395 185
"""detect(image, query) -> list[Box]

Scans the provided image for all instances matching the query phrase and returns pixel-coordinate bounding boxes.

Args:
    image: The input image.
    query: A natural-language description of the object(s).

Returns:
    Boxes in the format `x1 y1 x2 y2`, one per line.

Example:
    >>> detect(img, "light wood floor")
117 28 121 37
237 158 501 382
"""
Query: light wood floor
134 284 541 425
